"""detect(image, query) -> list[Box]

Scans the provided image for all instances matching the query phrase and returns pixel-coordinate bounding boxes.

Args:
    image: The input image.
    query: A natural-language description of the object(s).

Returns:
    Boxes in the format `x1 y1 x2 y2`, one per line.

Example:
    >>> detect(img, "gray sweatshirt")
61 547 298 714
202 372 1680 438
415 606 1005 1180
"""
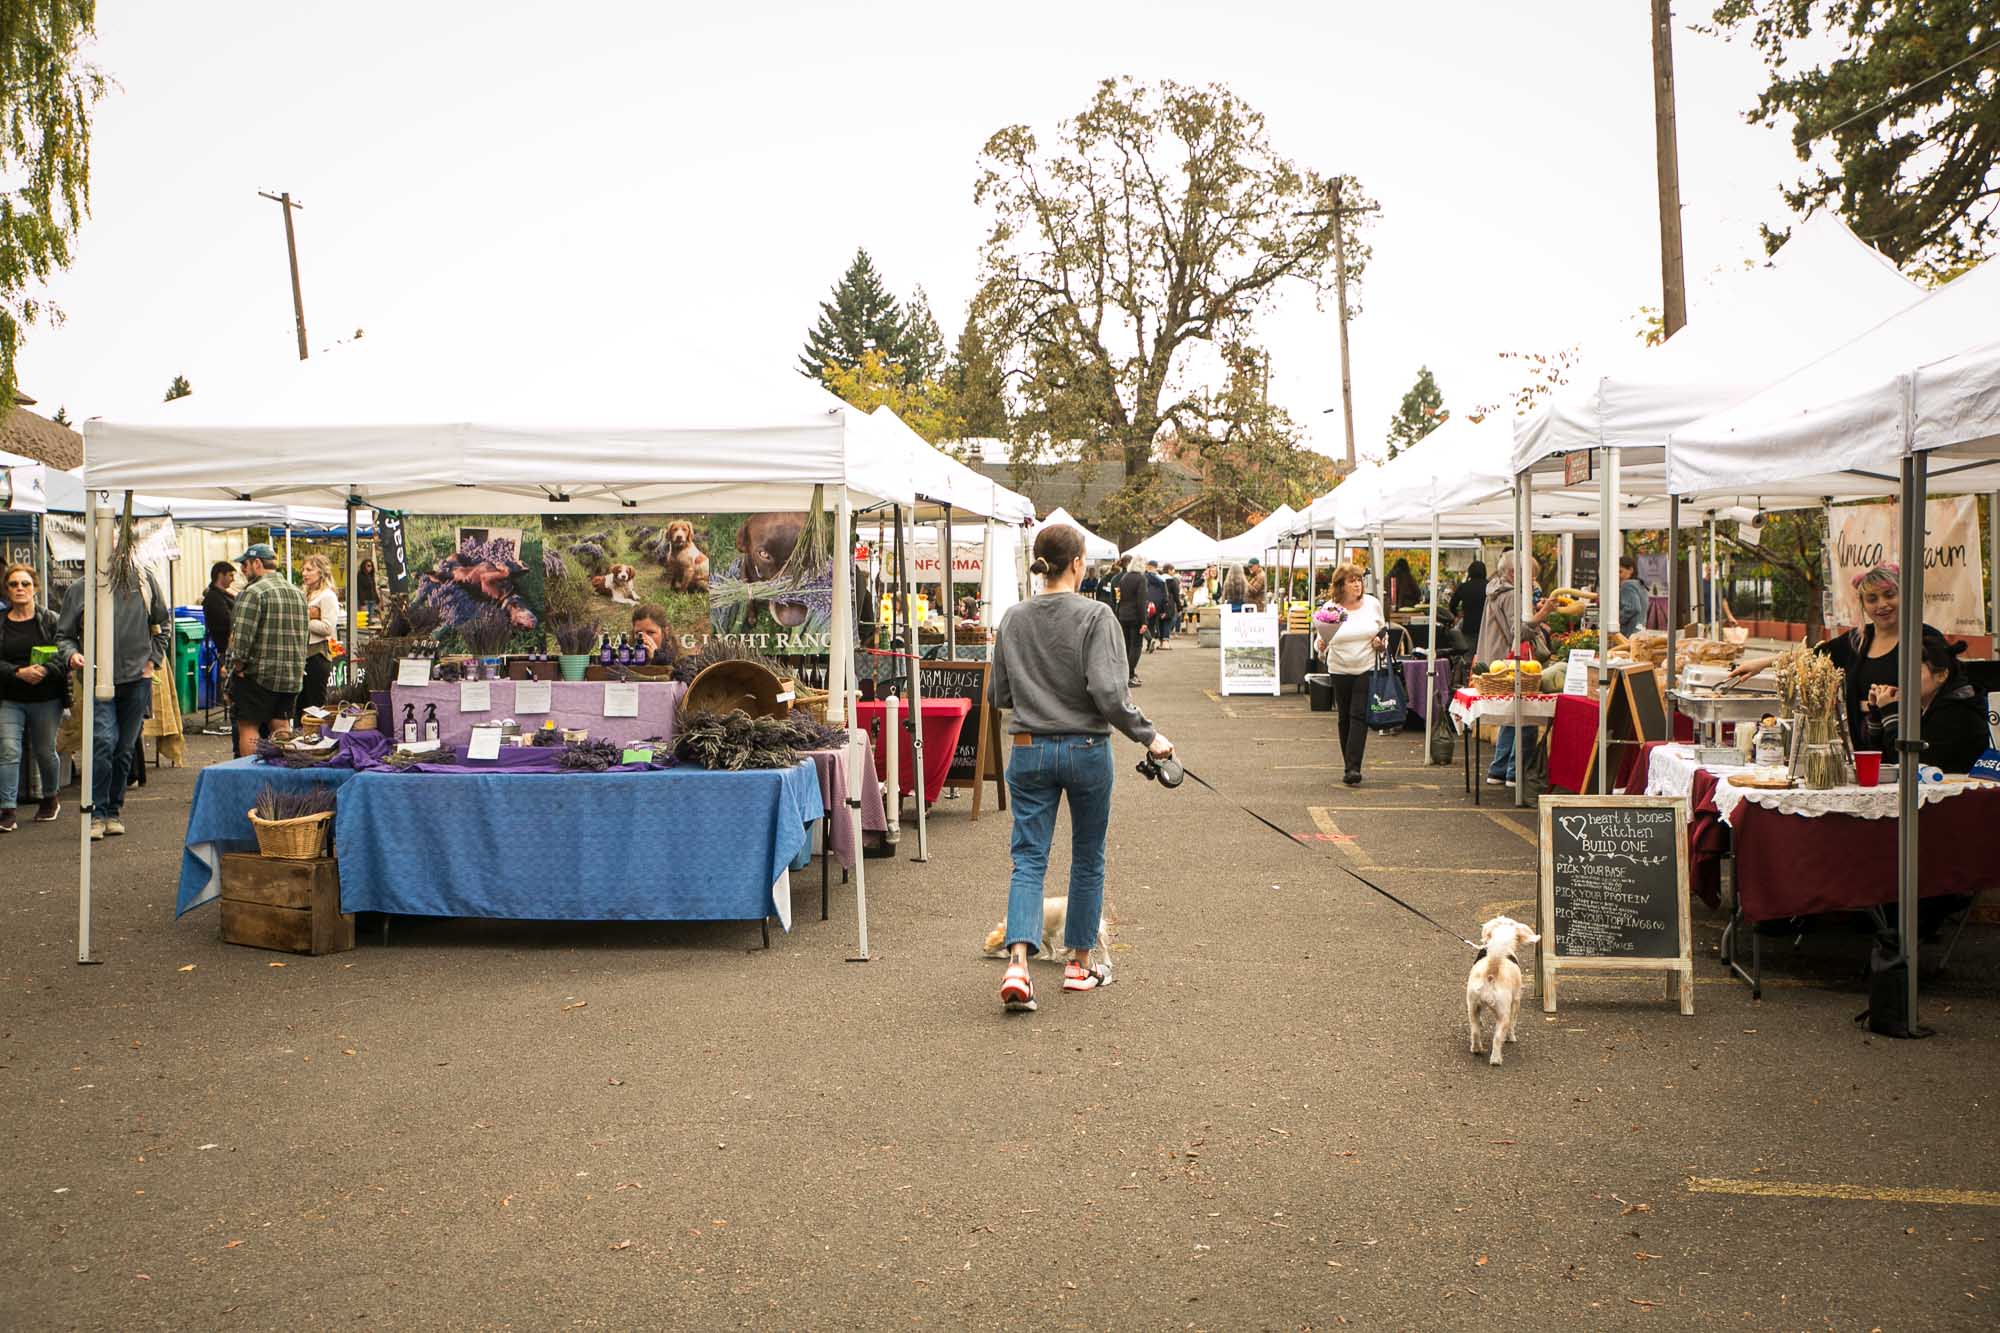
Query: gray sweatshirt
57 569 172 686
991 592 1155 745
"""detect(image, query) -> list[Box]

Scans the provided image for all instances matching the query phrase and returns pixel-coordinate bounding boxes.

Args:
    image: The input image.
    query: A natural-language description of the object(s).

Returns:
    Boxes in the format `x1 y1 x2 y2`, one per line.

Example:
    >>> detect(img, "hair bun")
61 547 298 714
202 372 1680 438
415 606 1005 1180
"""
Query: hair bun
1029 557 1051 575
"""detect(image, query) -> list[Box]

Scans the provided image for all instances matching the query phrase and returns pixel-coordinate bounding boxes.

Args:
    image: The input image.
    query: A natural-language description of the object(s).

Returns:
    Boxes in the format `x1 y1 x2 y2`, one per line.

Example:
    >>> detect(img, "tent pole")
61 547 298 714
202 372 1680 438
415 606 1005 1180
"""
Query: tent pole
1666 496 1680 689
77 488 104 964
1513 474 1530 810
1705 517 1717 637
834 491 870 961
1598 449 1615 793
1989 491 1998 639
1426 512 1440 763
1896 441 1926 1030
1558 533 1574 592
284 525 293 584
894 505 929 863
345 499 359 685
943 506 956 663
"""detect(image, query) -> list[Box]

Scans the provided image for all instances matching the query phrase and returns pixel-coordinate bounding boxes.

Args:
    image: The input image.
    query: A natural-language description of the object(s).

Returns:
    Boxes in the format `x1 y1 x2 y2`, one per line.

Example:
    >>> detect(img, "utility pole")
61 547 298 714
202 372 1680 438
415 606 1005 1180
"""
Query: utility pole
257 190 310 360
1650 1 1688 337
1297 179 1378 472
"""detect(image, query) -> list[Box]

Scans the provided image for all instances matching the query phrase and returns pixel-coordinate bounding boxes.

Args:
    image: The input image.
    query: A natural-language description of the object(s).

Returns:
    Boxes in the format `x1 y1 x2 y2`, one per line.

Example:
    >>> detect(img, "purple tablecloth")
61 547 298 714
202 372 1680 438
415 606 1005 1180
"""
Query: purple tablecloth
1647 595 1670 630
804 735 888 869
1401 657 1453 723
389 680 685 748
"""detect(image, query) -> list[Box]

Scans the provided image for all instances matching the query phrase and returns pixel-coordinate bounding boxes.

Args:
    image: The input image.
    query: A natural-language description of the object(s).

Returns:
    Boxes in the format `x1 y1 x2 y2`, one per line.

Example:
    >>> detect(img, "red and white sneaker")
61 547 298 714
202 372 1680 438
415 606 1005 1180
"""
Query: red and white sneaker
1063 960 1114 992
1000 963 1036 1012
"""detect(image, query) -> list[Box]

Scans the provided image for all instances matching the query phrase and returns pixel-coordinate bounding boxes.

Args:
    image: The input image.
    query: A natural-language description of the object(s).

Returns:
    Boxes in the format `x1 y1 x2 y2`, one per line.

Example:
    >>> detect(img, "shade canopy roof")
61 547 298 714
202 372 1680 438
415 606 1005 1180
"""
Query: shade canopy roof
1125 517 1220 566
82 335 918 514
864 407 1035 524
1031 506 1118 562
1213 504 1299 561
1 448 47 512
1668 257 2000 498
1513 214 1923 476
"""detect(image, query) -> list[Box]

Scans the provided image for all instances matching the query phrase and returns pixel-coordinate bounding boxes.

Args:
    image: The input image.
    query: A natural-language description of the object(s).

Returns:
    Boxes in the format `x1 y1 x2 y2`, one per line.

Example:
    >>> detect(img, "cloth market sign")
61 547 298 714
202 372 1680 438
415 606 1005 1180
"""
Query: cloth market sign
1829 497 1987 636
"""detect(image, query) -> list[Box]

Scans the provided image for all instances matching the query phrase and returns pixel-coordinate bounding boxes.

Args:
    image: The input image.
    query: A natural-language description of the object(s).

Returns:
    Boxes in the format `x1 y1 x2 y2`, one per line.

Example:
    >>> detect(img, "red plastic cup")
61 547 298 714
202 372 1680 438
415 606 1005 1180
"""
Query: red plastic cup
1853 750 1882 787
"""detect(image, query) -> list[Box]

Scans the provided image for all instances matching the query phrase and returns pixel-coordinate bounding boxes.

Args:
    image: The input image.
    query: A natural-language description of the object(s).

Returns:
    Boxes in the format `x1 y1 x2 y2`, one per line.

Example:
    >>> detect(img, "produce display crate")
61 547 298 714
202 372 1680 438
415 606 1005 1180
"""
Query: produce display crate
219 851 355 955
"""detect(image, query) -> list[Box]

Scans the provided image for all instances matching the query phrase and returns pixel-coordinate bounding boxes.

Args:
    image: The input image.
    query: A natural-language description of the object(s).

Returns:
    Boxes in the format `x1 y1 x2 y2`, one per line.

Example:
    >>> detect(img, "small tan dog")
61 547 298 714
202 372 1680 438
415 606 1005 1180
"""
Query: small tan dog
983 897 1111 964
661 520 710 594
1466 915 1539 1066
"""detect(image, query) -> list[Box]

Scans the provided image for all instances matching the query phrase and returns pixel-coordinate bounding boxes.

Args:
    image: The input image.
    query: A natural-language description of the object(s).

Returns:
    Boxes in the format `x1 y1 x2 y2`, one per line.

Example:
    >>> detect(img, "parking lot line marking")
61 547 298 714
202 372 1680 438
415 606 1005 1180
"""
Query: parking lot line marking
1483 812 1540 847
1371 866 1537 877
1306 807 1377 867
1686 1177 2000 1207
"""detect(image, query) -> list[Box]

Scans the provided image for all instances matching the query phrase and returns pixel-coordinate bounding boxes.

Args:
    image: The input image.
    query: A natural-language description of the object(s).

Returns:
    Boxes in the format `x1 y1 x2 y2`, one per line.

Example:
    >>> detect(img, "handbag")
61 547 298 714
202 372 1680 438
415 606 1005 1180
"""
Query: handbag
1365 653 1409 732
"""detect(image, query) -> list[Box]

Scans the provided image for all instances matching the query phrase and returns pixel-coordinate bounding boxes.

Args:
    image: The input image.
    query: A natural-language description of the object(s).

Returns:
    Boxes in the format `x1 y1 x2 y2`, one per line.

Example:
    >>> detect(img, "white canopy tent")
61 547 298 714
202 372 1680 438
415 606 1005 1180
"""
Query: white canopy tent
79 341 919 965
1666 255 2000 1037
1033 506 1118 563
2 447 48 512
1125 517 1220 567
1213 505 1299 563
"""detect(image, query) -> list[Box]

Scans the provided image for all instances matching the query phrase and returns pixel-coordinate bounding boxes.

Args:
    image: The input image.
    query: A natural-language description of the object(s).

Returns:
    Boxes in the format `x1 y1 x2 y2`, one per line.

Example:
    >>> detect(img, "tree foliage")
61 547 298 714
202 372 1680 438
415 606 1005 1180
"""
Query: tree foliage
1 1 105 410
946 311 1009 440
163 373 190 401
971 77 1372 537
901 285 946 384
1385 365 1446 460
797 248 924 384
1470 346 1582 421
1164 341 1343 536
1709 1 2000 270
817 349 966 453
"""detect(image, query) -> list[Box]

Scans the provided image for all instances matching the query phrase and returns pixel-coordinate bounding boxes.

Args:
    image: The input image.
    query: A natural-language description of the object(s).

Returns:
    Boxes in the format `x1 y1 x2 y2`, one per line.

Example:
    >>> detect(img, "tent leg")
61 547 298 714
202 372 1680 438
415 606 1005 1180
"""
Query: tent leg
1598 449 1615 793
1666 496 1679 688
1989 490 1998 640
1513 477 1531 811
77 489 107 964
832 494 871 963
894 506 929 863
1426 514 1439 762
943 507 956 662
1896 447 1927 1031
284 525 293 584
1706 517 1718 638
345 499 359 685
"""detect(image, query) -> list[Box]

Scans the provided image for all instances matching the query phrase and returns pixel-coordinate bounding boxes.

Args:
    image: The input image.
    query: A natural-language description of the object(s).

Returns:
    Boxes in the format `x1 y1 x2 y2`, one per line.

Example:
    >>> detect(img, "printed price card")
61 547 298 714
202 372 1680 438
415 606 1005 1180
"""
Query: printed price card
466 728 503 760
330 714 357 734
396 658 432 687
515 680 552 715
604 682 639 718
459 680 492 713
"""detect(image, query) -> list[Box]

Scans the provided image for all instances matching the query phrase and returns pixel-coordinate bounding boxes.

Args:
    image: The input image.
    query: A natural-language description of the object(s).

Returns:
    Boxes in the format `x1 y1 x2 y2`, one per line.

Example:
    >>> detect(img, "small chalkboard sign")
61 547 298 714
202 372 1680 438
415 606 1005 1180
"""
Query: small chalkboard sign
1537 794 1692 1014
1585 662 1666 794
917 660 1005 820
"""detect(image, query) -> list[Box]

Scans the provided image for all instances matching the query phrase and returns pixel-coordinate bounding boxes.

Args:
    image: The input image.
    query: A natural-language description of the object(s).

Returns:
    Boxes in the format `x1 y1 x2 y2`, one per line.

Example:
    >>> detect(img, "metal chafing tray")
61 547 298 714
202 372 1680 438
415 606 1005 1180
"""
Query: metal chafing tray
1668 689 1781 725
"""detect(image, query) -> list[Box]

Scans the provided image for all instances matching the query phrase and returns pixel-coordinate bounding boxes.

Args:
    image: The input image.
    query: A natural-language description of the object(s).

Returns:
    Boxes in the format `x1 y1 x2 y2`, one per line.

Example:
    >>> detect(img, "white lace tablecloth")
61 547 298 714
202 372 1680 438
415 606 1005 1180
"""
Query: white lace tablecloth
1448 689 1560 734
1643 744 1748 800
1712 776 1995 827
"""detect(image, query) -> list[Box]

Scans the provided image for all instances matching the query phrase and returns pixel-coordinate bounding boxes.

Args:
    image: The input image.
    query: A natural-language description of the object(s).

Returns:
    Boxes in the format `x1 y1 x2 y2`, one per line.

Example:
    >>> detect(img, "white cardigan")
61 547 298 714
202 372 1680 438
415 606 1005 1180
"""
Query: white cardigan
1318 595 1385 675
305 585 341 652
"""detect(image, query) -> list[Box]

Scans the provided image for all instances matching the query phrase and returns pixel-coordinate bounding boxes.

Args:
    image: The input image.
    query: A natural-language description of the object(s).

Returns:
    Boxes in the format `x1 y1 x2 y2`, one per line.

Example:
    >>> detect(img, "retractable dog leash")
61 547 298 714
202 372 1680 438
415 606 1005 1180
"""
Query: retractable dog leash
1140 754 1481 952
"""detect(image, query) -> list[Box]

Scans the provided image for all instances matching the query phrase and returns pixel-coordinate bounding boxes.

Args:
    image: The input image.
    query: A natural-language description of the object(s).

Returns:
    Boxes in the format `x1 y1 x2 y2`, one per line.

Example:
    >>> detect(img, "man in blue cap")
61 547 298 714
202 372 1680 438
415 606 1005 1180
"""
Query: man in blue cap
223 543 308 758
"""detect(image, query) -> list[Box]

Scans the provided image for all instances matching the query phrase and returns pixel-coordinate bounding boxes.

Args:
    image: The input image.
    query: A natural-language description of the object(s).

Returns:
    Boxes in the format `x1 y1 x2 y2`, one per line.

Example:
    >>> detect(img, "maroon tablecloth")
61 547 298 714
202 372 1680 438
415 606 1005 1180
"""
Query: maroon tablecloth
855 698 971 805
1686 769 2000 921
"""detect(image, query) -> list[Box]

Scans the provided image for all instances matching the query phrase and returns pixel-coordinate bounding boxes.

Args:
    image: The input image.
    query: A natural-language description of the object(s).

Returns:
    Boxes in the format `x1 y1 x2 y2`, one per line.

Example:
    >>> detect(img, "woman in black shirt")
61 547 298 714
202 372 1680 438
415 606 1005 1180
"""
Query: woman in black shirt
1 563 69 829
1449 561 1487 639
1861 635 1988 773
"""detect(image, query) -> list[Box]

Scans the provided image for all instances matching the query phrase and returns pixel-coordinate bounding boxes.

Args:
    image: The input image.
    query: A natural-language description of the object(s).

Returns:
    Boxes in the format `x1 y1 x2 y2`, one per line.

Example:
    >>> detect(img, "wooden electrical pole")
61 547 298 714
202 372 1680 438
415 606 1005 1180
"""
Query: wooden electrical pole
257 190 310 360
1296 179 1378 472
1651 0 1688 337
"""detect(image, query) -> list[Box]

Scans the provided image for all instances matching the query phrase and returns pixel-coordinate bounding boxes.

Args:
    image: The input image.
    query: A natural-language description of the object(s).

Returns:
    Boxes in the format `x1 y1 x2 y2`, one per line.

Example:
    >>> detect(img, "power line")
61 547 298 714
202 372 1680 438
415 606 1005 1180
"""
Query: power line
1819 34 2000 139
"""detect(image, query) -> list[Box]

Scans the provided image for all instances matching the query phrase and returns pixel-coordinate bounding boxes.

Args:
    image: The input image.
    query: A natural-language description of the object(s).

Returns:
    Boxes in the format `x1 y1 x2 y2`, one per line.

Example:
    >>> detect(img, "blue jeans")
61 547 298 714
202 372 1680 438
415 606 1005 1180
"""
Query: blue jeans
1004 734 1116 955
93 678 152 819
0 697 63 808
1488 724 1538 780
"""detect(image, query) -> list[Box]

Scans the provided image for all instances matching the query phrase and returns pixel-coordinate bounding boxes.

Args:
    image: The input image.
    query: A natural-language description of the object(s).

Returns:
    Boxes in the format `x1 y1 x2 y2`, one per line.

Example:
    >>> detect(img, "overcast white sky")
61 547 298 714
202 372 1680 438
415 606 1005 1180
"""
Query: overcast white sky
21 1 1815 464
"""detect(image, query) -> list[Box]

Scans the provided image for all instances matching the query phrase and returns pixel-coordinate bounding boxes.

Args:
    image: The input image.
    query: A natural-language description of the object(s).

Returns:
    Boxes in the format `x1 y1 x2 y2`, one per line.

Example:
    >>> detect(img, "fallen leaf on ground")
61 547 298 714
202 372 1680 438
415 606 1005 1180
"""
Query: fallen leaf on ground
268 962 286 968
609 1239 633 1250
197 1143 218 1151
1621 1203 1652 1216
1475 1254 1489 1267
177 965 196 973
562 1001 588 1011
342 1049 356 1056
500 1195 512 1208
607 1077 624 1086
222 1240 243 1250
1634 1251 1662 1261
614 1181 643 1191
134 1273 150 1281
1629 1298 1659 1309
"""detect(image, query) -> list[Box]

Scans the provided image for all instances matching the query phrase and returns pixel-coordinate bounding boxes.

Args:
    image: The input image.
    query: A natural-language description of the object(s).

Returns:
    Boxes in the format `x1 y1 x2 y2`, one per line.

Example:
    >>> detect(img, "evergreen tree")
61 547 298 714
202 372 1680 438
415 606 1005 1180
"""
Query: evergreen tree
797 249 910 382
901 286 946 384
947 312 1009 440
1385 365 1445 459
51 405 70 426
164 374 191 401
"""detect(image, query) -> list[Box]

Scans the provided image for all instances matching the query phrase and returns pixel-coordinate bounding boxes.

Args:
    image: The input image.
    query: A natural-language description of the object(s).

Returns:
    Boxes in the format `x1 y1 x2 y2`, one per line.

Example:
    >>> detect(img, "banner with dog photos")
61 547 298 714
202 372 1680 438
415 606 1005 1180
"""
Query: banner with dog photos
391 512 834 655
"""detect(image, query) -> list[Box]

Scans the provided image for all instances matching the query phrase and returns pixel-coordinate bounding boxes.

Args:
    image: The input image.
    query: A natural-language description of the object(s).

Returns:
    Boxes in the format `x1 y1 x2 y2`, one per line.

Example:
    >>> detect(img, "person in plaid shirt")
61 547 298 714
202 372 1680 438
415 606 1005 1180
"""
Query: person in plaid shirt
224 543 308 757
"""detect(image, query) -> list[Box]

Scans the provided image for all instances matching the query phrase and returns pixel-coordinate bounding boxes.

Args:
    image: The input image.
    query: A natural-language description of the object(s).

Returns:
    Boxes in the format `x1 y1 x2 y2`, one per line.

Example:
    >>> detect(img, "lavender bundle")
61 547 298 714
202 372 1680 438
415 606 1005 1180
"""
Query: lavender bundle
558 737 624 772
673 709 800 771
775 714 848 752
551 617 602 656
669 636 781 686
457 607 515 658
387 598 444 641
255 738 336 769
253 784 338 821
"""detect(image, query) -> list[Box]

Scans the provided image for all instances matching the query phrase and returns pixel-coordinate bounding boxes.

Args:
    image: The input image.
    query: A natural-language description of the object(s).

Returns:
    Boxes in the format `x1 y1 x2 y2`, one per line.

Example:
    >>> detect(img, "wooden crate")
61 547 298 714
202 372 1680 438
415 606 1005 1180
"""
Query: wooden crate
218 852 355 955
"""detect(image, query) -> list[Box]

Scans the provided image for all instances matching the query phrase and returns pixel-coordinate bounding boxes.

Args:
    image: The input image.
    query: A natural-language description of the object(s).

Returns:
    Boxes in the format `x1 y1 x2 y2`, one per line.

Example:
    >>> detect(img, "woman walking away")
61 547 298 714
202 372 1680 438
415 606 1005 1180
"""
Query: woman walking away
1315 562 1387 786
297 554 342 719
1 565 69 831
990 524 1174 1013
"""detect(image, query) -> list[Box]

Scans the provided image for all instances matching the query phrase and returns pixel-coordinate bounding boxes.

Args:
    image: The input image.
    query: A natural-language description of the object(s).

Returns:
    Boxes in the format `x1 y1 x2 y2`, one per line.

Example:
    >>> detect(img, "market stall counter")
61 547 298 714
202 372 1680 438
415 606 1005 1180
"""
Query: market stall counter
389 679 685 749
856 696 971 806
1447 687 1560 804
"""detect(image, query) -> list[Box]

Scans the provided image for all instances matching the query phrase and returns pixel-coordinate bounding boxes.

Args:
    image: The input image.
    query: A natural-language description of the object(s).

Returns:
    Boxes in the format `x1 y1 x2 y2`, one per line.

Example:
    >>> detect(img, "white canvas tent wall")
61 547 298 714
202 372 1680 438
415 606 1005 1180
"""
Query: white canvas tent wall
79 340 916 965
1666 255 2000 1038
1033 506 1117 562
1124 517 1220 567
1213 505 1299 562
2 448 48 512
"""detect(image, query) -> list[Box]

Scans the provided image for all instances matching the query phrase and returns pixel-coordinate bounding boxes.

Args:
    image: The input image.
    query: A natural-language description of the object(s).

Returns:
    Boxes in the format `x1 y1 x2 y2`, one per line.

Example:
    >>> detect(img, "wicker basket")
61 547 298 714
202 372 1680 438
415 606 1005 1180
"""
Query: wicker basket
786 680 830 724
1474 671 1544 698
246 809 334 861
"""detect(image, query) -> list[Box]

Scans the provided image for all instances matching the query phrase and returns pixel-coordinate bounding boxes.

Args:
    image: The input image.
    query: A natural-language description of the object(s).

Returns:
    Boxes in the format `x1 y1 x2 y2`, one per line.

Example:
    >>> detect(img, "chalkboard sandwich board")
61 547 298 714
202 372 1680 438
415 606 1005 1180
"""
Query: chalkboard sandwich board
916 660 1006 820
1537 794 1692 1014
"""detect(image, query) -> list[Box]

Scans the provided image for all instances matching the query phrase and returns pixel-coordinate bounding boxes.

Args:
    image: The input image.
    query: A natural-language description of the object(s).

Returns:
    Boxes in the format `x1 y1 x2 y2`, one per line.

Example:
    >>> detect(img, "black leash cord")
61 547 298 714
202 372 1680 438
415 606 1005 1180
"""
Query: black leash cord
1177 764 1481 952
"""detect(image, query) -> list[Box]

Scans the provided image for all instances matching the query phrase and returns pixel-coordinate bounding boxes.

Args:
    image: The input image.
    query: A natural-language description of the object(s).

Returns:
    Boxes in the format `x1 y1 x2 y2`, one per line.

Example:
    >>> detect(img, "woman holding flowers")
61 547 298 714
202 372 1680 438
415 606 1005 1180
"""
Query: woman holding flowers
1315 562 1388 786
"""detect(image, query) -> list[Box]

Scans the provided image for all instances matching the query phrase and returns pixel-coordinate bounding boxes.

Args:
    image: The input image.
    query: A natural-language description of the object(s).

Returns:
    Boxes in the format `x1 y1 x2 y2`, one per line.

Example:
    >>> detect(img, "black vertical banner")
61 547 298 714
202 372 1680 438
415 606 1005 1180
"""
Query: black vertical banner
379 512 411 594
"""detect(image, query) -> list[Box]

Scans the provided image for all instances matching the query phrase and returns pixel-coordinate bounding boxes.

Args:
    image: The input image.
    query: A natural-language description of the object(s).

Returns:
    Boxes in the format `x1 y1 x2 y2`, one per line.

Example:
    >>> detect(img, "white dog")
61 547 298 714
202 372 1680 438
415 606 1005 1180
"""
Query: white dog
1466 915 1539 1066
983 897 1111 964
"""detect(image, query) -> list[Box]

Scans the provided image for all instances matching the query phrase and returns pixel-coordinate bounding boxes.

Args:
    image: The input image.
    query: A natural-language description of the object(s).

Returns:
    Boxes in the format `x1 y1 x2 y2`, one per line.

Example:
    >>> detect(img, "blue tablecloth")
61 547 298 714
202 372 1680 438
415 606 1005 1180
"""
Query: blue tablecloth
178 758 360 915
332 760 823 928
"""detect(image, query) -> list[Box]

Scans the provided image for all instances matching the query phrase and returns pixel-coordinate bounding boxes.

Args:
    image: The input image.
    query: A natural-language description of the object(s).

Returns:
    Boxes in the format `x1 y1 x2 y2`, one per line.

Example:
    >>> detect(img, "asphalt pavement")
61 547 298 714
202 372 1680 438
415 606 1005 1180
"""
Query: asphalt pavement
4 641 1997 1329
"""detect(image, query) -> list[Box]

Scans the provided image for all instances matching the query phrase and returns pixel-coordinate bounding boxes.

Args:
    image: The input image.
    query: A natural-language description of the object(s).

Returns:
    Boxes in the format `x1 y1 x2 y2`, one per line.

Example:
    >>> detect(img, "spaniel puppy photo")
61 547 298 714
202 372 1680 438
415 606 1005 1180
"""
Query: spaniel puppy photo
1465 915 1539 1067
981 897 1112 965
590 563 640 605
661 520 710 594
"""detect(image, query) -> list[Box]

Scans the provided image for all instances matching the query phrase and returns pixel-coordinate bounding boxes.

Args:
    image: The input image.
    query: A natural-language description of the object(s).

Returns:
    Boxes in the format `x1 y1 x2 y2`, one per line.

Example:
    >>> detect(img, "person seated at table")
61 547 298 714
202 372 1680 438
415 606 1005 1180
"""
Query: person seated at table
631 604 680 667
1860 636 1987 774
1727 562 1950 752
1617 554 1648 637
